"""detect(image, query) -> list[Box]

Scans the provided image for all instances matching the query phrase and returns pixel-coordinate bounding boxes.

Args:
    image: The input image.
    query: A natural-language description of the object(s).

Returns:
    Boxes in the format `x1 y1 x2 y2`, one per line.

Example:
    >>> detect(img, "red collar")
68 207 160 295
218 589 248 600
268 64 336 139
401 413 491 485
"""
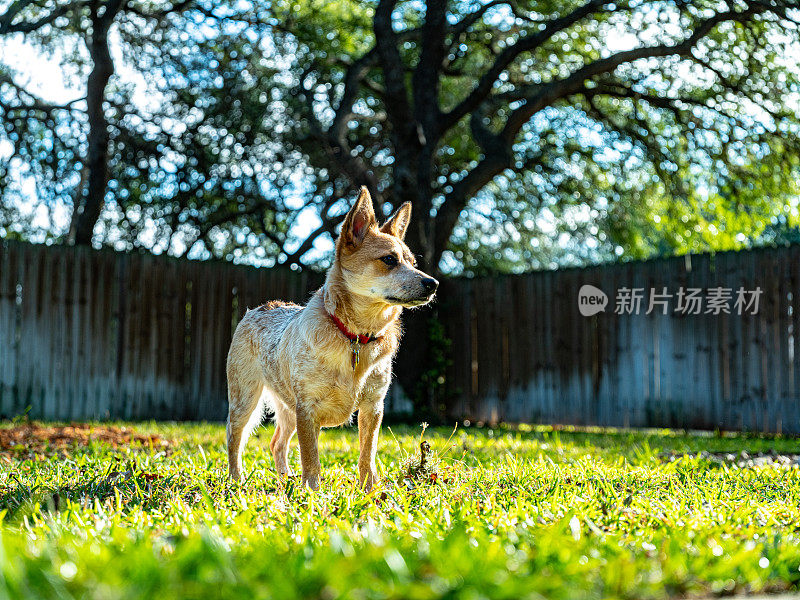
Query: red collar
328 312 381 345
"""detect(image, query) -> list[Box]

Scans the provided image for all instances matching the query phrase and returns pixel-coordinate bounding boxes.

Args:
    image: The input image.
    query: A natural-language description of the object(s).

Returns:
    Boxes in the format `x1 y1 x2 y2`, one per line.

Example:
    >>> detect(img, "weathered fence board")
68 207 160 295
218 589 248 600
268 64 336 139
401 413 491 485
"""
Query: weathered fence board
1 239 799 432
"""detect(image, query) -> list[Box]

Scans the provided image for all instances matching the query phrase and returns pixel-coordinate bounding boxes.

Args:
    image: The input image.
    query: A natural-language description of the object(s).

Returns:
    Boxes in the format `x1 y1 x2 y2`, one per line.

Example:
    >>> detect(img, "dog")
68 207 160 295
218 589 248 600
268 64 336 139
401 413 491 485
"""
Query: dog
225 186 438 491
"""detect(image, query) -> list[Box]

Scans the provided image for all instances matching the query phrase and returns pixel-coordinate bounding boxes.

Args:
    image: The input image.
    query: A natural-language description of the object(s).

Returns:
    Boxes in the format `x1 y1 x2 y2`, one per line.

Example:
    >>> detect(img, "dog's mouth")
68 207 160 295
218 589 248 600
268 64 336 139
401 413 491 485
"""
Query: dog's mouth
385 294 435 307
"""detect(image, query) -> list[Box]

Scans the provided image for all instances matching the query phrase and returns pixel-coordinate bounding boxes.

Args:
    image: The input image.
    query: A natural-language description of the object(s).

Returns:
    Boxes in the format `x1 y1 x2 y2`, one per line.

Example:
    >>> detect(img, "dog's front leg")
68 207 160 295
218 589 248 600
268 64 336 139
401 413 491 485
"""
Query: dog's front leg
358 402 383 492
296 404 321 490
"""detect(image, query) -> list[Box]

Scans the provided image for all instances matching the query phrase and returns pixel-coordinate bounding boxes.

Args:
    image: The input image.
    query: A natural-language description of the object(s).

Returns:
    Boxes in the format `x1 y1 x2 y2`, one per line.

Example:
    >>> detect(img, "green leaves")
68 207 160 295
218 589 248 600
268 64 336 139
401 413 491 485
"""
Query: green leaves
2 0 800 273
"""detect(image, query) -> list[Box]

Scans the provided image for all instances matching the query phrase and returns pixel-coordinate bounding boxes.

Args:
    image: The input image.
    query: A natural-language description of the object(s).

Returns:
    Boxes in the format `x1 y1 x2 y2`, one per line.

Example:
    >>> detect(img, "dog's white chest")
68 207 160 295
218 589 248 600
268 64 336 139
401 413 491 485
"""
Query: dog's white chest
307 352 391 427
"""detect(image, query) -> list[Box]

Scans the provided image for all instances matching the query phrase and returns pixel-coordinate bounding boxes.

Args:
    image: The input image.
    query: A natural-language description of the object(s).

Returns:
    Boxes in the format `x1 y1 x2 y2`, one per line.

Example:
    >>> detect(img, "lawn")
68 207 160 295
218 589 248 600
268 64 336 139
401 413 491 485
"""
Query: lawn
2 420 800 599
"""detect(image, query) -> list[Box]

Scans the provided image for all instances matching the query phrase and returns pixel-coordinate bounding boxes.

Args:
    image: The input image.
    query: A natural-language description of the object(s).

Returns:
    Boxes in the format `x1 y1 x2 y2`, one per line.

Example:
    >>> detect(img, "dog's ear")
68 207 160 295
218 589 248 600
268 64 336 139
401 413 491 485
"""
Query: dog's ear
380 202 412 240
341 186 377 248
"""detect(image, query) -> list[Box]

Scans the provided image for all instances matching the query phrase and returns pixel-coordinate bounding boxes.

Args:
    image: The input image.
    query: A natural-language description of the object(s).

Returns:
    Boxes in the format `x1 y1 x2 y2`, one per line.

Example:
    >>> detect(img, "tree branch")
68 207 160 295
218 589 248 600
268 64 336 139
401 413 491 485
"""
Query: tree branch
412 0 446 139
373 0 413 130
0 0 88 34
0 0 35 31
330 48 378 142
283 194 342 266
583 93 678 191
441 0 607 130
296 69 380 200
448 0 506 42
431 4 769 269
500 6 765 143
0 73 84 112
70 0 127 245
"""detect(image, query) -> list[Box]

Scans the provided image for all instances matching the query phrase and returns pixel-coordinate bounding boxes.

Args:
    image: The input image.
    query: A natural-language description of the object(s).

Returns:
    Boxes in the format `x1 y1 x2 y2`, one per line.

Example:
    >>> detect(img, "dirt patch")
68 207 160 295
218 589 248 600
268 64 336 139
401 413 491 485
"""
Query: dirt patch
0 422 170 459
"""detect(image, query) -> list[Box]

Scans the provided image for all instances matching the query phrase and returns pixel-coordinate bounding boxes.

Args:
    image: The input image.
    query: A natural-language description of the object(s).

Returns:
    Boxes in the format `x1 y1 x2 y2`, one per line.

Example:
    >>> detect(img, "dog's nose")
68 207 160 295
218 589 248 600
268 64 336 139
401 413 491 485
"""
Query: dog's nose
422 277 439 294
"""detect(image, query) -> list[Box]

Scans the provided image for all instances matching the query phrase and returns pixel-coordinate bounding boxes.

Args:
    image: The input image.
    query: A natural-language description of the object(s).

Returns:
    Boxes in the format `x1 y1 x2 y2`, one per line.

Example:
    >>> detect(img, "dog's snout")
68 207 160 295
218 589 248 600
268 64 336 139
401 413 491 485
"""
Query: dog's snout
422 277 439 294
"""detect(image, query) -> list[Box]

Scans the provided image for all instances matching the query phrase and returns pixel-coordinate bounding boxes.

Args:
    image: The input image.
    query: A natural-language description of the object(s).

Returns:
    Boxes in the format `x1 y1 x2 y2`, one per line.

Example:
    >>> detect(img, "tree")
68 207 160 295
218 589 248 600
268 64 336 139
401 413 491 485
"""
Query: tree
1 0 799 275
2 0 182 245
1 0 297 260
274 0 800 273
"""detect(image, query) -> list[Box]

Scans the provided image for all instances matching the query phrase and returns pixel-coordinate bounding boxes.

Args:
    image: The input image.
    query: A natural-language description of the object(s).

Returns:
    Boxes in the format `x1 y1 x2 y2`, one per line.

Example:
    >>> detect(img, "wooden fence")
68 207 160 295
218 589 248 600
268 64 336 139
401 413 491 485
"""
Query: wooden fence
0 240 322 422
437 247 800 433
1 239 799 433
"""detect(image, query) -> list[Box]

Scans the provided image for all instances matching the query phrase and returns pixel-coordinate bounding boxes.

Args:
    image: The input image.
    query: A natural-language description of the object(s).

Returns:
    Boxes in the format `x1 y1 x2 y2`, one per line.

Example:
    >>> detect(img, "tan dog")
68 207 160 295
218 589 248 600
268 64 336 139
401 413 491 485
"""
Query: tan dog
225 187 438 491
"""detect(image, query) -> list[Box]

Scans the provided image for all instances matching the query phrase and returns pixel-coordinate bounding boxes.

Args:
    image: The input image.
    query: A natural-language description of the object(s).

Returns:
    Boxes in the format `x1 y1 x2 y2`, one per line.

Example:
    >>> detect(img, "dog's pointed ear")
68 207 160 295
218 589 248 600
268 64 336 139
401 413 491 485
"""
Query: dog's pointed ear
341 186 377 248
380 202 412 240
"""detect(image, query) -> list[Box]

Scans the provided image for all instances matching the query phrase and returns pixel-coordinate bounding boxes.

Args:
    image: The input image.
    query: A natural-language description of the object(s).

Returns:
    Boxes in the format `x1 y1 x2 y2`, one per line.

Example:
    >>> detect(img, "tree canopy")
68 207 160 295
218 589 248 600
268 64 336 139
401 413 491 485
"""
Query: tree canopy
1 0 799 274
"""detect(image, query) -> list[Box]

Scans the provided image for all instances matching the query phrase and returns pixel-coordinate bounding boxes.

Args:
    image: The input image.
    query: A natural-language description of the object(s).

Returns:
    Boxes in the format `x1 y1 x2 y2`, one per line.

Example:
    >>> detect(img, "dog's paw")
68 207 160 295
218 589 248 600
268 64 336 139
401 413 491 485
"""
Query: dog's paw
360 470 379 493
302 473 319 491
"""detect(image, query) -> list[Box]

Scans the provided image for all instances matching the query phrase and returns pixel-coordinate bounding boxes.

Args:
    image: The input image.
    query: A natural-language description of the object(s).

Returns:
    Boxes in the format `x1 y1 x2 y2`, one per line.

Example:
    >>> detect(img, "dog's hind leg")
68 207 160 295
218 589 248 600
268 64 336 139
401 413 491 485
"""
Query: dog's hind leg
270 401 296 476
226 373 265 482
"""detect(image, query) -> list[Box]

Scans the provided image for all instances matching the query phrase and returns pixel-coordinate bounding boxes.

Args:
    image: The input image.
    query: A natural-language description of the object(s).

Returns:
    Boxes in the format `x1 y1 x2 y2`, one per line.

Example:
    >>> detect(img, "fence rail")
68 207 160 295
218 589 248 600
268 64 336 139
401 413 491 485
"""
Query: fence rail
1 239 798 432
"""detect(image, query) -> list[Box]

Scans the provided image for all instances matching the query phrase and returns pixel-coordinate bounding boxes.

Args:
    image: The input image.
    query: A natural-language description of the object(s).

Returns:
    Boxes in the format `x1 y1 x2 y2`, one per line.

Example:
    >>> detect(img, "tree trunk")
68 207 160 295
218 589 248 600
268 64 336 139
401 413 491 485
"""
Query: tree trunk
392 144 448 419
70 1 121 246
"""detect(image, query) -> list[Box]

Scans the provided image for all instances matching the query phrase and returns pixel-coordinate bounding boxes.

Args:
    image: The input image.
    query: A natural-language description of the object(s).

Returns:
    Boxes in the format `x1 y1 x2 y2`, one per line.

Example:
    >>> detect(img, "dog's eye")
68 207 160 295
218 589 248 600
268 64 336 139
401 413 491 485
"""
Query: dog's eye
380 254 399 268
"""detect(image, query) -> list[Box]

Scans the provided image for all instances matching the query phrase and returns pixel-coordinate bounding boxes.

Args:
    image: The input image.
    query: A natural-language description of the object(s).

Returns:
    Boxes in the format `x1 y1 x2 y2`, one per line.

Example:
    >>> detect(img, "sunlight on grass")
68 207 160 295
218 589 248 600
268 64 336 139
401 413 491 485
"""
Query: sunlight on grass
2 421 800 598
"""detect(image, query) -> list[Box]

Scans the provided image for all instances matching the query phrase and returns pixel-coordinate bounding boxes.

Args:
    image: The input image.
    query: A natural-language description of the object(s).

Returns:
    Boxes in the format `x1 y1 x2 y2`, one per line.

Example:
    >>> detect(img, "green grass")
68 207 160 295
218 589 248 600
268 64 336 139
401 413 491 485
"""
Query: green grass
2 421 800 599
